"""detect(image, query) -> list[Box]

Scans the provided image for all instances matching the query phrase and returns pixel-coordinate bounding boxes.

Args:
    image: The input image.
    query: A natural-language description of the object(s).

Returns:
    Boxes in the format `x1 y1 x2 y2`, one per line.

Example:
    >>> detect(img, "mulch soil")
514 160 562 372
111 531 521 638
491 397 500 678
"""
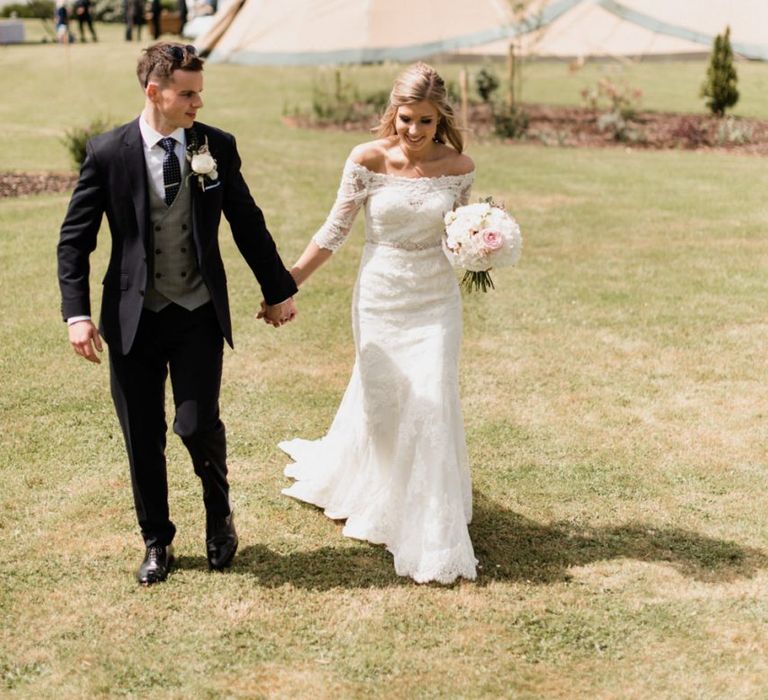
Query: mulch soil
501 103 768 154
5 105 767 198
1 171 78 198
283 102 768 154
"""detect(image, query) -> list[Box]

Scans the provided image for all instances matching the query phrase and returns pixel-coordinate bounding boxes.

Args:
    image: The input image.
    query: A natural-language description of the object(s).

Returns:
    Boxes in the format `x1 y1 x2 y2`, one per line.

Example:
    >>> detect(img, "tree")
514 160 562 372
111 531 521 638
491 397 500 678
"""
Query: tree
701 26 739 117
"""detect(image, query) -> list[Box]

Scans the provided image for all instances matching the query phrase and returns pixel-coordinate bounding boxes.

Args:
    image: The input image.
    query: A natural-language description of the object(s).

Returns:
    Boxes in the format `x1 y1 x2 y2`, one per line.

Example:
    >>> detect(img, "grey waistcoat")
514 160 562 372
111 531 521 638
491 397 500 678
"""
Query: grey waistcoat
144 178 211 312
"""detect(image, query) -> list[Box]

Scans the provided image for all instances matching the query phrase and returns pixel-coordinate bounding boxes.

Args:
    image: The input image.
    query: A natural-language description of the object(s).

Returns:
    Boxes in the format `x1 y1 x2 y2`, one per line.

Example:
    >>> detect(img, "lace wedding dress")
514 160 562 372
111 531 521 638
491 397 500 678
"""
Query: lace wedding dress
279 159 478 584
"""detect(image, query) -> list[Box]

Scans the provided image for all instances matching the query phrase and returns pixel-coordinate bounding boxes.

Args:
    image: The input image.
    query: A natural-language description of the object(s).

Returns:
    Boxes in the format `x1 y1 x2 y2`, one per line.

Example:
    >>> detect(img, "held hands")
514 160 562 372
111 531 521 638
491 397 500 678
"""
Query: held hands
68 320 103 363
257 297 297 327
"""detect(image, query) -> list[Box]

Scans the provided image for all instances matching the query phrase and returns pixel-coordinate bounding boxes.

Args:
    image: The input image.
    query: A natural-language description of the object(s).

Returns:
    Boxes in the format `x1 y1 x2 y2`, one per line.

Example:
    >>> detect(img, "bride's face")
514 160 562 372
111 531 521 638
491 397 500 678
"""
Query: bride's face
395 101 439 155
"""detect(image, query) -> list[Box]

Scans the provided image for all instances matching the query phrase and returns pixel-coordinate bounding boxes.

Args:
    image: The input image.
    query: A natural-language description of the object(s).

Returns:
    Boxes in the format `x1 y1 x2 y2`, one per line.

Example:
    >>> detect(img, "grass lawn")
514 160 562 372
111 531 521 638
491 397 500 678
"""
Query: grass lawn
2 31 768 699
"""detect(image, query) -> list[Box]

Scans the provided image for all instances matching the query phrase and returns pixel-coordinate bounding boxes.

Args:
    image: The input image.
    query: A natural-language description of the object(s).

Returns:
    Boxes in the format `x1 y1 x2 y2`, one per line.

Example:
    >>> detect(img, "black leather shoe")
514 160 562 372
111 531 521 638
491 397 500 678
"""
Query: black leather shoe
206 511 238 570
137 544 174 585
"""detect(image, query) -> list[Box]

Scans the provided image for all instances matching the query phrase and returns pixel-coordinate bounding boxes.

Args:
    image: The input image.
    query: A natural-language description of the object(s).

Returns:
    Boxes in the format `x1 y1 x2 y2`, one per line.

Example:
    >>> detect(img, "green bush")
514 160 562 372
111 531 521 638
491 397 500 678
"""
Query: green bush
492 105 529 139
61 117 114 170
701 26 739 117
580 79 643 120
475 68 500 103
311 71 357 123
444 80 460 105
596 111 644 143
580 78 644 142
0 0 122 22
1 0 54 18
715 116 752 145
364 89 390 115
310 70 386 126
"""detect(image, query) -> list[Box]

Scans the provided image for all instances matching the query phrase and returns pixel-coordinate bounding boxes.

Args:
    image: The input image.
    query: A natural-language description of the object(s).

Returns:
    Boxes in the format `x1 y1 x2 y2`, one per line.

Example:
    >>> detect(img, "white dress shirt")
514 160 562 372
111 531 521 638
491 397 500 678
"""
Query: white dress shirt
138 116 188 200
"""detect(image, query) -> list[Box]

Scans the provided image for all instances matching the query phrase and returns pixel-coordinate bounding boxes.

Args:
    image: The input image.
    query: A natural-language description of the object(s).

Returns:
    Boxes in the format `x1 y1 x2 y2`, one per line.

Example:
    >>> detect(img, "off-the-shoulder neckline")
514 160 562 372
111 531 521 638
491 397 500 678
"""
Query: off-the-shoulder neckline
346 158 475 182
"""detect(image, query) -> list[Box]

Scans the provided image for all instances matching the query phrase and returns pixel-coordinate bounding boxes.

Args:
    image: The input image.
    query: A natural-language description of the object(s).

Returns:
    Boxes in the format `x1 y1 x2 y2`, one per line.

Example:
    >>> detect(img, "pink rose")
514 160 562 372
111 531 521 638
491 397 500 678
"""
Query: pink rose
481 229 504 252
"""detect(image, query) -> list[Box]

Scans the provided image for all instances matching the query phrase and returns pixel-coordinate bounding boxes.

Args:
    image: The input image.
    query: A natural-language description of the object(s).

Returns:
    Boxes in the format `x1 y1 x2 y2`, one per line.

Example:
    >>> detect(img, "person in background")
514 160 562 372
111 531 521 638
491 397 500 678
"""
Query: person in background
150 0 161 39
178 0 187 29
55 0 71 43
73 0 98 42
124 0 145 40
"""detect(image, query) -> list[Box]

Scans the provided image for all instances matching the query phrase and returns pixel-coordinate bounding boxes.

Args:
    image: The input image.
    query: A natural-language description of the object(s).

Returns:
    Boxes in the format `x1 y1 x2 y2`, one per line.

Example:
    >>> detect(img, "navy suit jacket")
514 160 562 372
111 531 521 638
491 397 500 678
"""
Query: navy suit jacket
57 118 298 354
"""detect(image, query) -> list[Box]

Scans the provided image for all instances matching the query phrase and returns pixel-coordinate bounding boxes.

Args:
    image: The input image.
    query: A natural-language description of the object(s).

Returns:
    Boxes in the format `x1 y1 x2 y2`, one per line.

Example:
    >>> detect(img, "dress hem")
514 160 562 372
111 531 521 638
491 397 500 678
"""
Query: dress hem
281 473 478 585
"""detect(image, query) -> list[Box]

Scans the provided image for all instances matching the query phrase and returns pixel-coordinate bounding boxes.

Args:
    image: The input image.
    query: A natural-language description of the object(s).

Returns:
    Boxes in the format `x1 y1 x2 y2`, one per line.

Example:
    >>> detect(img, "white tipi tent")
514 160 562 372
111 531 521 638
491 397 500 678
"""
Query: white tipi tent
195 0 768 64
197 0 577 64
472 0 768 61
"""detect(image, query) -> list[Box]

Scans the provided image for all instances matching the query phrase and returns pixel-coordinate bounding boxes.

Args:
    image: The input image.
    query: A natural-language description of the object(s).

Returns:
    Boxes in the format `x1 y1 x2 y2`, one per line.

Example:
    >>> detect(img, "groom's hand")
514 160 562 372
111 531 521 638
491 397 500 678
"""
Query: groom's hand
68 320 103 363
257 298 297 327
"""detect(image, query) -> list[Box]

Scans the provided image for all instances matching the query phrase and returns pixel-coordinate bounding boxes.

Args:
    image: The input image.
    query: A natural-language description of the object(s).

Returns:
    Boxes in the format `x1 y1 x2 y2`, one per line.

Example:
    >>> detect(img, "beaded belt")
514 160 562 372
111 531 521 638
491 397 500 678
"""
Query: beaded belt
366 239 442 251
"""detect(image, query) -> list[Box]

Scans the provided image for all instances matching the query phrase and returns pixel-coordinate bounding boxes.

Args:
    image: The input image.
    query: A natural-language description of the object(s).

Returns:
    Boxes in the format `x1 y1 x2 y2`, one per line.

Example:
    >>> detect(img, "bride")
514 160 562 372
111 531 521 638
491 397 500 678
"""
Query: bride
279 62 477 584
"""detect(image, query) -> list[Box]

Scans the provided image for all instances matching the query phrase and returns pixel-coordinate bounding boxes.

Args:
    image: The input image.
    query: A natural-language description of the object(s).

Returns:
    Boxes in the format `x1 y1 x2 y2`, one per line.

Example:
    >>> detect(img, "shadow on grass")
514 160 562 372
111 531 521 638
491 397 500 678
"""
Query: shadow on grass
174 491 767 589
471 491 768 585
175 543 405 589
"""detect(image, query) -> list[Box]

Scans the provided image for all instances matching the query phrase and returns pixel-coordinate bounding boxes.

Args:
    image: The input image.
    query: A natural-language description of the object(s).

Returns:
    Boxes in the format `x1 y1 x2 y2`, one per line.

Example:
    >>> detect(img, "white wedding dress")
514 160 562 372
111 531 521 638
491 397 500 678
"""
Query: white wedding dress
279 159 478 584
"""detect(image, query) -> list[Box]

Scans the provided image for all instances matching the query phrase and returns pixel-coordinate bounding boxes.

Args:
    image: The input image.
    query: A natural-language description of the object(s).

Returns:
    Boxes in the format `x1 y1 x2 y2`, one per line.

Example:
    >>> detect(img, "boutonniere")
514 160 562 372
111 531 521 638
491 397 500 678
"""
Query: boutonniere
186 133 218 190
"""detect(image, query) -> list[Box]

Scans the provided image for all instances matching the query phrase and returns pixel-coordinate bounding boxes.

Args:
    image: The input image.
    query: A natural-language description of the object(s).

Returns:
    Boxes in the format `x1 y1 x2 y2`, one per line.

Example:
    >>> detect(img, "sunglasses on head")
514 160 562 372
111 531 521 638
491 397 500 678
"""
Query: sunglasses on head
144 44 198 87
164 44 197 62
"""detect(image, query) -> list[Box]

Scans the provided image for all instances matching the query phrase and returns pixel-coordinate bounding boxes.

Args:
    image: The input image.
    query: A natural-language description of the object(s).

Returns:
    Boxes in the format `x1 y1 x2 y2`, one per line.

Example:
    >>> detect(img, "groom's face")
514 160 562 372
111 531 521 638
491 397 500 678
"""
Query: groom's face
149 69 204 131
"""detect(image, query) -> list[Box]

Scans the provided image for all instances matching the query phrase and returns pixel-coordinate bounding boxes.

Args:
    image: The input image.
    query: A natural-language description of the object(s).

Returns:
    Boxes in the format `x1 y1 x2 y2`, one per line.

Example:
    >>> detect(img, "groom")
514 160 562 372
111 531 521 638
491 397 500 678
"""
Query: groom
57 42 298 585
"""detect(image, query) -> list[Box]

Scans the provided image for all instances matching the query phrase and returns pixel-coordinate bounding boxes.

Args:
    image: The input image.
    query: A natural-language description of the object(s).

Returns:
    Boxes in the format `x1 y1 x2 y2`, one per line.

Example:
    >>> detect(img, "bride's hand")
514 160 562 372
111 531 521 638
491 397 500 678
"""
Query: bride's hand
256 300 277 327
257 299 297 327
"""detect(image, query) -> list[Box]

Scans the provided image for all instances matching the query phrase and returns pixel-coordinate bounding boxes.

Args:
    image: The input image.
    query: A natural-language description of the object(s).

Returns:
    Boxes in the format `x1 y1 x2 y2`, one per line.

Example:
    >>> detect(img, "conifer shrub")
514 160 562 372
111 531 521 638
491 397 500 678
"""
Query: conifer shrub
701 26 739 117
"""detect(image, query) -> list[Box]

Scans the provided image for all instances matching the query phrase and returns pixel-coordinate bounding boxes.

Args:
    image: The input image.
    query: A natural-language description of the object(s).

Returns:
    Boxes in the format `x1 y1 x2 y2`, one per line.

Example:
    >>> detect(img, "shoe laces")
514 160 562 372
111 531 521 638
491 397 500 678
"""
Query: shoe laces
147 545 164 561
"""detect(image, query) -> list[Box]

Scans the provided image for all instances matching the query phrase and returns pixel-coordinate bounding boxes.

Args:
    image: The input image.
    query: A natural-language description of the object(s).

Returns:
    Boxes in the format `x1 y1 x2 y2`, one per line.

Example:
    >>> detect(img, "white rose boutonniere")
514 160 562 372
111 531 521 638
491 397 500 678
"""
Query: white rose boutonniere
186 134 218 190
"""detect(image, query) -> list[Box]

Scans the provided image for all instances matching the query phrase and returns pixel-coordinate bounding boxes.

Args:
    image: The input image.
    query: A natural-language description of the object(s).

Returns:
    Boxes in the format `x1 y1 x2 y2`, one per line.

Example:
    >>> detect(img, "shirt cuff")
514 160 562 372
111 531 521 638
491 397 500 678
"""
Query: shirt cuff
67 315 91 326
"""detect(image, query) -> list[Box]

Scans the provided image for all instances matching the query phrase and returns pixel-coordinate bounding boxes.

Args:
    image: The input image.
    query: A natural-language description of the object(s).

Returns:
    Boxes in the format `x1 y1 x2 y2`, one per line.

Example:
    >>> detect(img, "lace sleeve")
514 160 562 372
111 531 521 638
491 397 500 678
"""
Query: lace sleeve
312 159 370 252
456 170 475 206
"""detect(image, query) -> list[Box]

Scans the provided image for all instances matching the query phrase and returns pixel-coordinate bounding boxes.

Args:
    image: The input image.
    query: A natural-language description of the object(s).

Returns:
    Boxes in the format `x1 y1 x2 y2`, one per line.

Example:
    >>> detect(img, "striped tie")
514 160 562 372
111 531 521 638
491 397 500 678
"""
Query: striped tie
159 137 181 205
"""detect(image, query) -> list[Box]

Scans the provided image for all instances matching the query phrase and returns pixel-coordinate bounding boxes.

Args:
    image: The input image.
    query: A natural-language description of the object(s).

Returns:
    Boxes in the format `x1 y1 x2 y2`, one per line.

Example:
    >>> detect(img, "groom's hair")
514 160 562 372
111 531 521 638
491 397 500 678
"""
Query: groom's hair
137 42 204 89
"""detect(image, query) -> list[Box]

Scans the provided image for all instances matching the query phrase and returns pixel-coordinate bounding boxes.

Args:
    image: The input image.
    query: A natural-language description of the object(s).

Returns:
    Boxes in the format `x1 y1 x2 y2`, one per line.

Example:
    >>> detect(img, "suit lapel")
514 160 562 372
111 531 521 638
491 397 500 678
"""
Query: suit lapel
122 118 149 249
186 125 205 261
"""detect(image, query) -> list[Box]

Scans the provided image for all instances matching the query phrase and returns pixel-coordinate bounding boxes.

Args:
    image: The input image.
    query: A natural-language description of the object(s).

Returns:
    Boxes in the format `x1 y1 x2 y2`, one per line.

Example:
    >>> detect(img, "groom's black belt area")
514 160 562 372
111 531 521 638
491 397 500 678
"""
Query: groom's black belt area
144 299 213 315
138 301 222 348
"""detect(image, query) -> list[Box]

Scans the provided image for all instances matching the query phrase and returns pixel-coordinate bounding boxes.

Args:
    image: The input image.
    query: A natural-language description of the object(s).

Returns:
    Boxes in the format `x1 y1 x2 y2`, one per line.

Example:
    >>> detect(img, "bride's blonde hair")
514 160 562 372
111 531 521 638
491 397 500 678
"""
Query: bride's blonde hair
373 62 464 154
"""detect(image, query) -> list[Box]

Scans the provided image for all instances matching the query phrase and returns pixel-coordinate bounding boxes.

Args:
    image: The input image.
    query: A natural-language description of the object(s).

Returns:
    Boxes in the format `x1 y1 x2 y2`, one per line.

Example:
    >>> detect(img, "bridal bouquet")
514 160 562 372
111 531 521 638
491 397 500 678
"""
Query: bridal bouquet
442 199 522 292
